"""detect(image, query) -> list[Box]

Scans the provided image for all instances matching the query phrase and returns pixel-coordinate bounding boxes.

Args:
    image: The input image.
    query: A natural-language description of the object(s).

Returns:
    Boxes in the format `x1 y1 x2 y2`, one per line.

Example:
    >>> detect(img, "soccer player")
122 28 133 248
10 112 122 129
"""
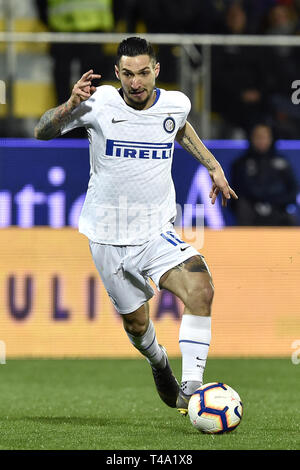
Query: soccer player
34 37 238 415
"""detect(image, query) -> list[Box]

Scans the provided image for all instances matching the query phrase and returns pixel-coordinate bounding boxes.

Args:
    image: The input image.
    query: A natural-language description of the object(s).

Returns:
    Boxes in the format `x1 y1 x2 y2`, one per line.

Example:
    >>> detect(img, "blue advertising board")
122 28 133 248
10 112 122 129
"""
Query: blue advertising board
1 138 300 228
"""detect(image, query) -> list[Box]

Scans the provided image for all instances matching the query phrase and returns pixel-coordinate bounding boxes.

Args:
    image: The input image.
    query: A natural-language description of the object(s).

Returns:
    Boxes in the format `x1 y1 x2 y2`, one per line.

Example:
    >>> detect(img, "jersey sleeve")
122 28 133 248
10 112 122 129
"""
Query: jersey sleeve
178 93 191 129
60 88 100 135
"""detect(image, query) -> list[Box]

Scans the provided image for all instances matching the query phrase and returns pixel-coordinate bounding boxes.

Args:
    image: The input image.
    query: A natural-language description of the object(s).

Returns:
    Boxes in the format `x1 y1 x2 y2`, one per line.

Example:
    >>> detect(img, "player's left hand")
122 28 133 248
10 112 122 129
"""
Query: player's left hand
208 167 238 207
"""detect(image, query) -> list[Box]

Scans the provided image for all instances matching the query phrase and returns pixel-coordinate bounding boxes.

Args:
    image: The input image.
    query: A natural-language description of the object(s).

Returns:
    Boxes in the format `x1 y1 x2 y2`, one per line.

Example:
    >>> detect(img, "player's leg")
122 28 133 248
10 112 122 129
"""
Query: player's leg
122 301 166 369
159 255 214 414
122 302 179 408
89 240 179 408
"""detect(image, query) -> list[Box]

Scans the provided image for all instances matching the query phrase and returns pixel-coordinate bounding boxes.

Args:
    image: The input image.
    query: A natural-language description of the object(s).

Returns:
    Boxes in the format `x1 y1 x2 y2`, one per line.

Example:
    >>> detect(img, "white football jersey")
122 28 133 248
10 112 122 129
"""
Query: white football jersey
62 85 191 244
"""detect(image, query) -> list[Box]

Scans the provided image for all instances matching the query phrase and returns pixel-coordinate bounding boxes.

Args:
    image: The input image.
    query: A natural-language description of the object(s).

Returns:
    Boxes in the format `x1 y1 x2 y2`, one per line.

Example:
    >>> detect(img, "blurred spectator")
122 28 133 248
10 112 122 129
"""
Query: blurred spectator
230 123 299 226
260 3 300 138
36 0 114 105
242 0 277 33
211 3 268 138
264 3 299 34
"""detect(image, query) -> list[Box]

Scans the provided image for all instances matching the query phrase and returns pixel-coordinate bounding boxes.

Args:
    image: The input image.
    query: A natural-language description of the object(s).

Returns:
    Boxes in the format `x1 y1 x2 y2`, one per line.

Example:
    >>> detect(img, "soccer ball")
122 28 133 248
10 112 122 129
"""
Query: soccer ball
188 382 243 434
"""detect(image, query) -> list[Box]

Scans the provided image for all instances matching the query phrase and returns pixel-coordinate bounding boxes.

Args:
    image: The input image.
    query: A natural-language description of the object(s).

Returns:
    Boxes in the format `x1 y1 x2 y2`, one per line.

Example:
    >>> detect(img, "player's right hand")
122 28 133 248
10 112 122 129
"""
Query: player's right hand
68 70 101 108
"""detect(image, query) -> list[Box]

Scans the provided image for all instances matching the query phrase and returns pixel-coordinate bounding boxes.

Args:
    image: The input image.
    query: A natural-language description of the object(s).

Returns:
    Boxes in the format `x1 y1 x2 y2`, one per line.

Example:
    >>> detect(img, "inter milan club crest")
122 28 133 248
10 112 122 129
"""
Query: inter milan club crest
163 117 175 133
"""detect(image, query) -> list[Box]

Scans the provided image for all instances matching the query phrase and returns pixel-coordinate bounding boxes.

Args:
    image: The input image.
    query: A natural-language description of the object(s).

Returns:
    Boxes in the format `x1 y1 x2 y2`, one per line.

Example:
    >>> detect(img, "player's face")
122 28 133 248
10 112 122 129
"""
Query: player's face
251 125 272 153
115 55 160 110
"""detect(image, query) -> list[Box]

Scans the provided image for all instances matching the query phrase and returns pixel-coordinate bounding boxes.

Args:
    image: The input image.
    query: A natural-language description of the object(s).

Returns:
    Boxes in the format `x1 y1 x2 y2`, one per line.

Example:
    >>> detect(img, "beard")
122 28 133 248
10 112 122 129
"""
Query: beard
123 86 155 110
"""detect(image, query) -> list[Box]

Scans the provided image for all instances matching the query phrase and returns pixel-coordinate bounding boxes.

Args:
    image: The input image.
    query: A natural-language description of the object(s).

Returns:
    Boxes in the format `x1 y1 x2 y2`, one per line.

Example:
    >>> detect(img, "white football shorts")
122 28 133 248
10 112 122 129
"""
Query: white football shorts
89 225 206 314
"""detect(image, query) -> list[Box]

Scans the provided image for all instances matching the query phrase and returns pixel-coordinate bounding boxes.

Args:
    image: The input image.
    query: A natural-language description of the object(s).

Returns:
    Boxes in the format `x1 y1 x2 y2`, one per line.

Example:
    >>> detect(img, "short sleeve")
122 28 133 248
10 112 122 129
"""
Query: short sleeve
178 93 191 129
60 92 98 135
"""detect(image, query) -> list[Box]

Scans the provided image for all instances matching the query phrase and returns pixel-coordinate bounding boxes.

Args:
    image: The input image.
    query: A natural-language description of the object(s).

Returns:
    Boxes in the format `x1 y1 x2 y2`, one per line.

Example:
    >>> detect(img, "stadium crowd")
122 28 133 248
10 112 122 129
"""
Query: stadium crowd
1 0 300 140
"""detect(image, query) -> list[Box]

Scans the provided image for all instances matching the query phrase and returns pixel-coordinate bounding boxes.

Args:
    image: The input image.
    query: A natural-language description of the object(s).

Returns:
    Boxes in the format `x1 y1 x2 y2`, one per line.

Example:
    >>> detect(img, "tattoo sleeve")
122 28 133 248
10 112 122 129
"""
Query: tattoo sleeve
174 256 209 273
176 122 218 172
34 101 75 140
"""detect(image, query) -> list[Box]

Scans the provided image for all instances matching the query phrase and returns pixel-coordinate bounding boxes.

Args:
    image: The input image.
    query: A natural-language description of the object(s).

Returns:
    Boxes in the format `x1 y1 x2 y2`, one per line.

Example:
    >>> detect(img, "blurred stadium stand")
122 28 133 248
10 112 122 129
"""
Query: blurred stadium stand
0 0 56 136
1 0 300 140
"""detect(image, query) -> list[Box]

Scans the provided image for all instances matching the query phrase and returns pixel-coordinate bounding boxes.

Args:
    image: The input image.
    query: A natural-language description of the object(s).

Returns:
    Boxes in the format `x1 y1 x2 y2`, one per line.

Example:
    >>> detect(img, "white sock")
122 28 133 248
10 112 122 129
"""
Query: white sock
179 314 211 394
125 320 166 369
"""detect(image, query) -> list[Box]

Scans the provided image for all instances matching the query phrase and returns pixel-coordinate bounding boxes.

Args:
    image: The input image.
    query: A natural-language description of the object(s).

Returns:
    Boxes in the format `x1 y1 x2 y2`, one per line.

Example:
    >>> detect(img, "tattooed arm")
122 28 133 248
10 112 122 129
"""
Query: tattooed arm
176 121 238 206
34 69 101 140
34 101 75 140
176 120 220 171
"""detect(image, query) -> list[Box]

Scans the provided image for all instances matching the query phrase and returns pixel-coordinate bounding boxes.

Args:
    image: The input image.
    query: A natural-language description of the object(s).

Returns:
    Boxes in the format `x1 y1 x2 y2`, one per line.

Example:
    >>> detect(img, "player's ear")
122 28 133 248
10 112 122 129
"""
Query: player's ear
115 65 120 80
154 62 160 79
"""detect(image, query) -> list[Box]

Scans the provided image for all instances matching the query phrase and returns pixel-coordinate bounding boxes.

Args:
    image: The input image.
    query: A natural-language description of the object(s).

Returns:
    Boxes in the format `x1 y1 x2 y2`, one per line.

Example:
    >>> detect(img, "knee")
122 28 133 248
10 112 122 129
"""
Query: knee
185 279 214 315
122 316 148 337
122 303 149 336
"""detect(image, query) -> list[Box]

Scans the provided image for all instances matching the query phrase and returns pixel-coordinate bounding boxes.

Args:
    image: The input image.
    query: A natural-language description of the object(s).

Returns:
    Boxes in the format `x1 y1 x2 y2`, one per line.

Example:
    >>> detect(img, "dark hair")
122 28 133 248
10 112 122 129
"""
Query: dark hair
116 37 156 65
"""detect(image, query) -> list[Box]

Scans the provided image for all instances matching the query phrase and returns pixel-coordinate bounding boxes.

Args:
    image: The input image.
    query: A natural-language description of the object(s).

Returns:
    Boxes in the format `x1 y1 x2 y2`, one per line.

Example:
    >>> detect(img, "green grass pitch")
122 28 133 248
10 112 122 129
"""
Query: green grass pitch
0 357 299 450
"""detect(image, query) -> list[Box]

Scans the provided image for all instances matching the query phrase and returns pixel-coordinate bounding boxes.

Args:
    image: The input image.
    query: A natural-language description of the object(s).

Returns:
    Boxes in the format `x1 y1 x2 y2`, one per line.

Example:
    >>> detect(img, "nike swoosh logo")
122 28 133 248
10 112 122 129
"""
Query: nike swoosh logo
112 118 128 123
180 246 189 251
